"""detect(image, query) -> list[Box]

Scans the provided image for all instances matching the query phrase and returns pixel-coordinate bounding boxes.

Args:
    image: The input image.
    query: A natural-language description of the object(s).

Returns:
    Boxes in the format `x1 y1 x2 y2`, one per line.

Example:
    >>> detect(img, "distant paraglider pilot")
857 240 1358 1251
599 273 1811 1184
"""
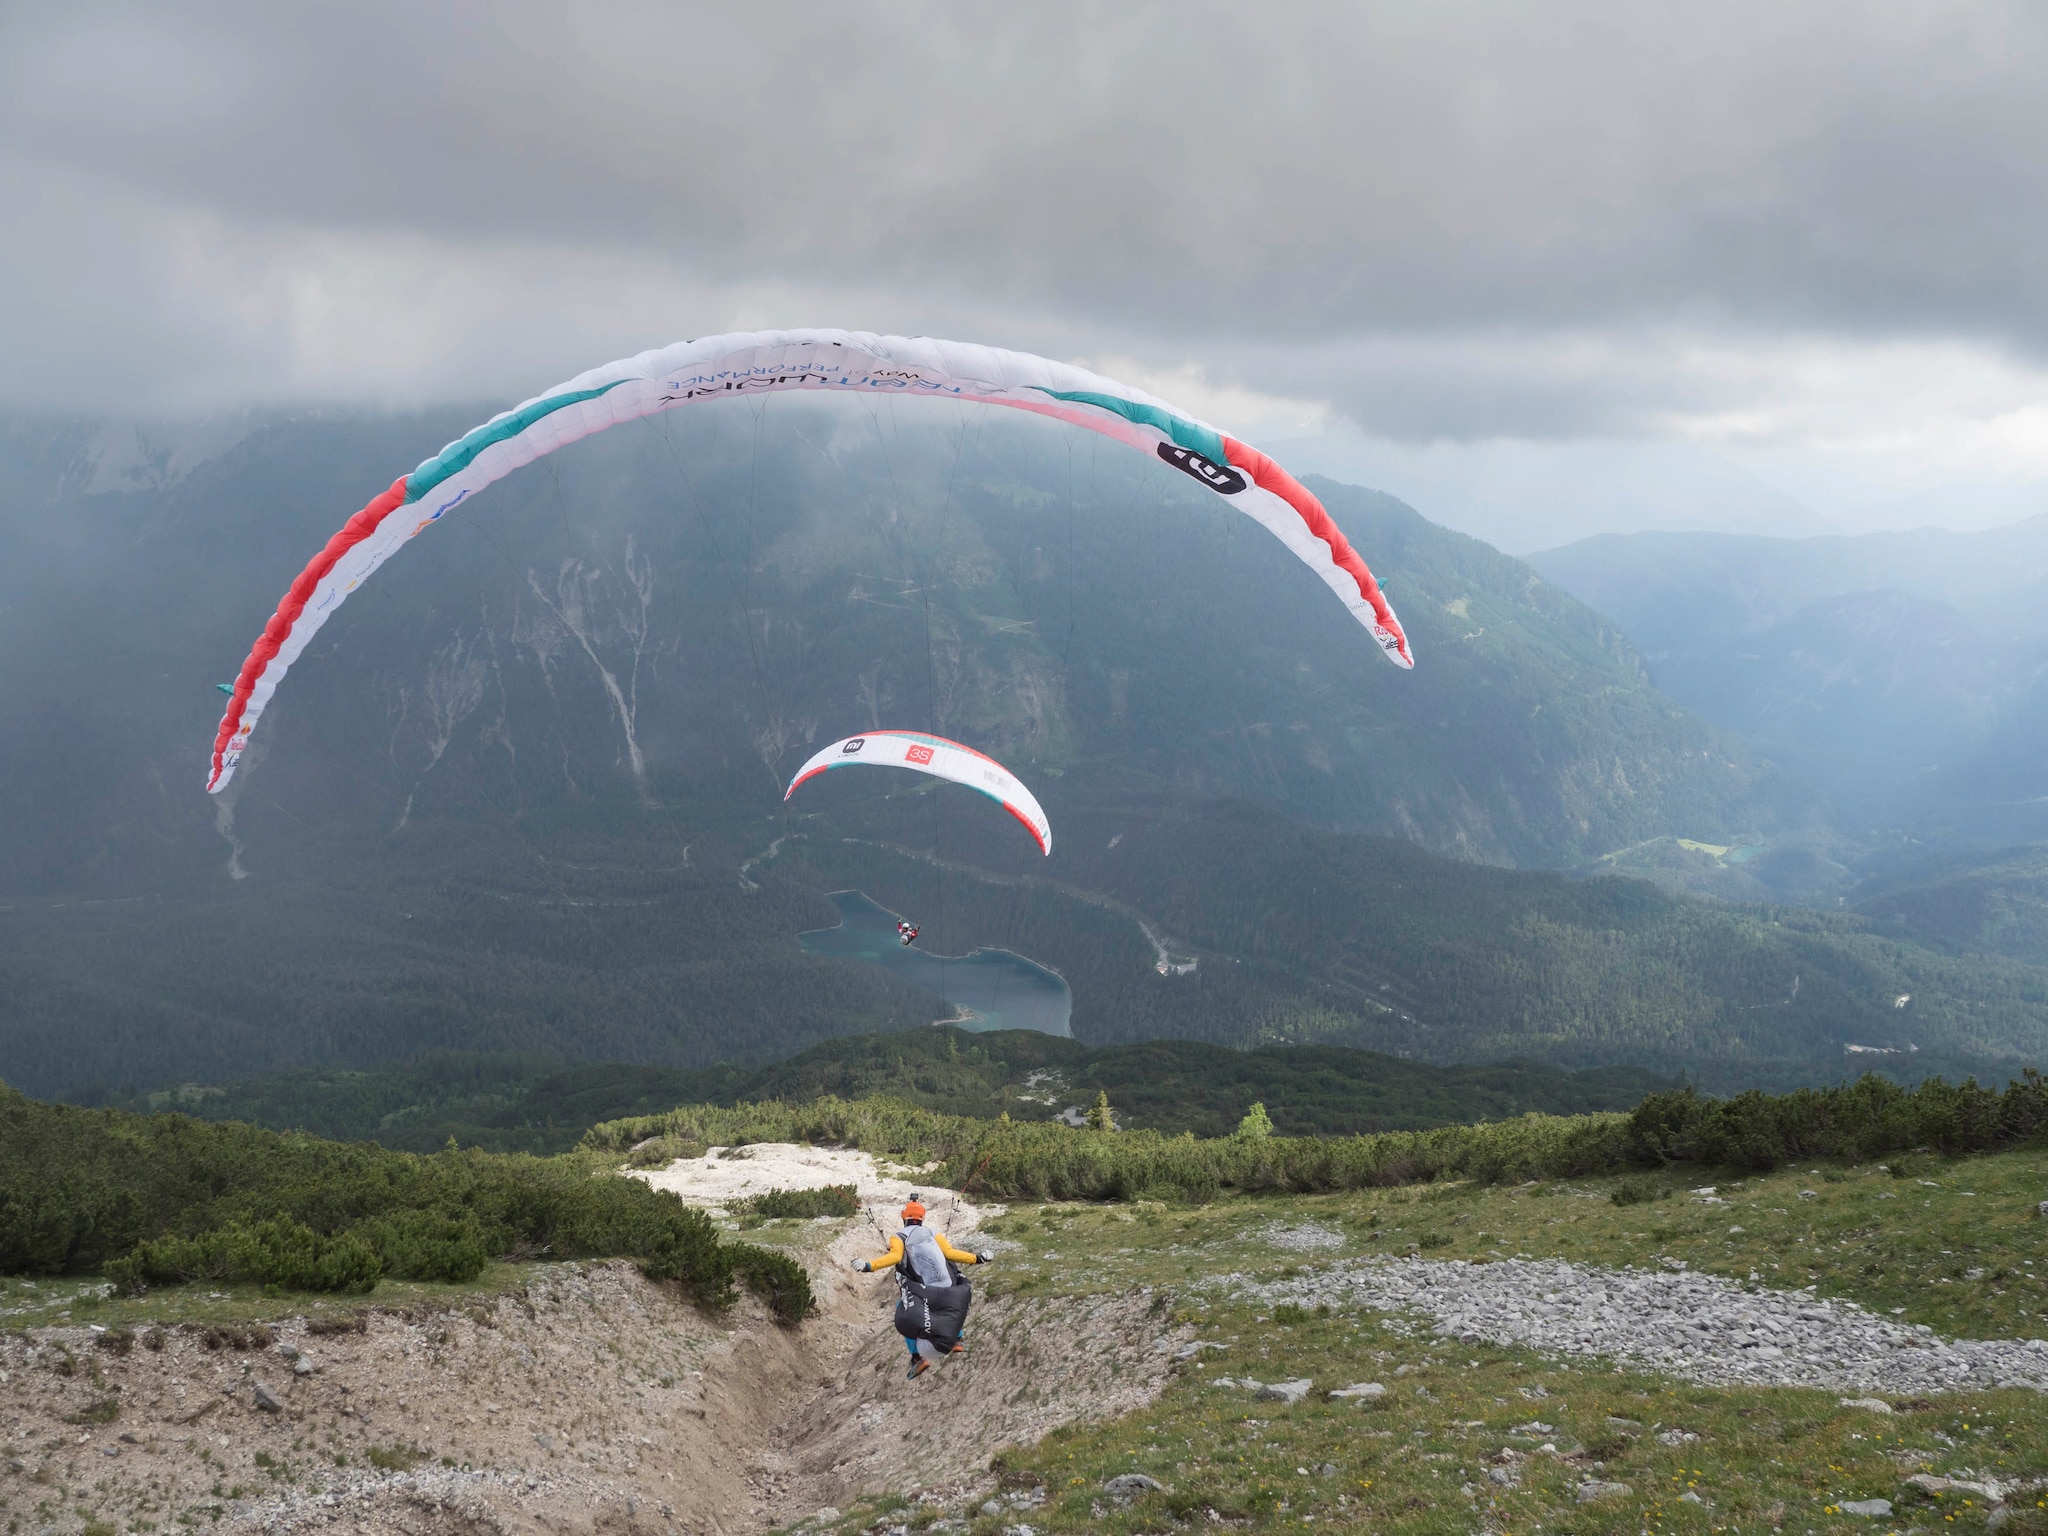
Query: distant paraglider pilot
896 920 920 947
854 1197 991 1378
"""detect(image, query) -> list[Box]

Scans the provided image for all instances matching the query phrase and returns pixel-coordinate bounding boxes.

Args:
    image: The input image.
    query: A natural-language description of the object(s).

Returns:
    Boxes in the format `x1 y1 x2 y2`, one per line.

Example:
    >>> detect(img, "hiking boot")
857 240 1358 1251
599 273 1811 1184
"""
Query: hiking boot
906 1356 930 1380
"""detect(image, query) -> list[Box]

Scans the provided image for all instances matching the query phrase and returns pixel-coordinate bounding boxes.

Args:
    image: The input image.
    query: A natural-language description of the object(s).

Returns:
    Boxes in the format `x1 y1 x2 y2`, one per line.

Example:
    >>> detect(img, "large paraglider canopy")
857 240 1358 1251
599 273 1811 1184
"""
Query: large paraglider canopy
207 329 1413 794
785 730 1052 855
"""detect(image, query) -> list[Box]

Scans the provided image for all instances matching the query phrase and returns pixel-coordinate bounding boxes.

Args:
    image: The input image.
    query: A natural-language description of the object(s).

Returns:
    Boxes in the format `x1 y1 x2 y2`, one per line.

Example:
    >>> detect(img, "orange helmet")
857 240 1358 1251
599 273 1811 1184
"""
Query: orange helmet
901 1199 926 1222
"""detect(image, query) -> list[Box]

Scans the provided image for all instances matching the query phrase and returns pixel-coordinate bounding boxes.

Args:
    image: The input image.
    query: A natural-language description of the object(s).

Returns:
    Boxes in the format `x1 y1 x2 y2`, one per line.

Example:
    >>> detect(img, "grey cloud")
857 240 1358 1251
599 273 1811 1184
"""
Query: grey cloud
7 1 2048 431
1225 331 1745 442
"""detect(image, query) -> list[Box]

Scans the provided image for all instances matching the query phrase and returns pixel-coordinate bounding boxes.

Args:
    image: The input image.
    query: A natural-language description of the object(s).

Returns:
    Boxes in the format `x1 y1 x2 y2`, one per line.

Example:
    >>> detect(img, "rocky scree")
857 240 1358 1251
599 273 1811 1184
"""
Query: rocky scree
1228 1255 2048 1393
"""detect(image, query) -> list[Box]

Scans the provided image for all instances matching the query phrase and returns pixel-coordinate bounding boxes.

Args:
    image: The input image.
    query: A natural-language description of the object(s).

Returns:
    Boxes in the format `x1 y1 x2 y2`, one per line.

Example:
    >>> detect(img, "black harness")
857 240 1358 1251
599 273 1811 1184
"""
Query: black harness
891 1229 972 1345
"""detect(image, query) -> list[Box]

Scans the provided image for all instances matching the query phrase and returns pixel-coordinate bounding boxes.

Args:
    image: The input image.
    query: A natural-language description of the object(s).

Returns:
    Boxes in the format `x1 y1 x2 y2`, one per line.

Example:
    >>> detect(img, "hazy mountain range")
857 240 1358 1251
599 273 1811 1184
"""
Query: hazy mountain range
1529 519 2048 845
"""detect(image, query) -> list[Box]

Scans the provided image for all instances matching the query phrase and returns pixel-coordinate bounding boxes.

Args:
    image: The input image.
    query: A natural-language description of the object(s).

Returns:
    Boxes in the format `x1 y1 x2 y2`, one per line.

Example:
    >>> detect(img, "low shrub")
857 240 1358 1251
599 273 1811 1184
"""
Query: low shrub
1624 1071 2048 1172
0 1089 810 1319
583 1069 2048 1207
106 1215 383 1296
63 1396 120 1426
624 1135 706 1169
730 1246 815 1325
730 1185 859 1220
355 1209 491 1283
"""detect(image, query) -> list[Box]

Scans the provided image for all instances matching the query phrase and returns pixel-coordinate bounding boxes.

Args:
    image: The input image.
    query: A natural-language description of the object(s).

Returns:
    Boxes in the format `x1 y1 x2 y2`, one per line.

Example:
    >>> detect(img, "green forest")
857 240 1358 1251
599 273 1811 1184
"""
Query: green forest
0 819 946 1100
13 790 2048 1103
1851 840 2048 966
10 1065 2045 1309
100 1026 1677 1152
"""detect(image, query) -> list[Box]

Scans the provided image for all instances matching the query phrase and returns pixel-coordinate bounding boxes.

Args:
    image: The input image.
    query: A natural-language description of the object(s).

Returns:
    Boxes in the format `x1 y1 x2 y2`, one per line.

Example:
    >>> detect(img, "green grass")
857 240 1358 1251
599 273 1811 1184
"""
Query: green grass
0 1262 540 1332
987 1312 2048 1536
978 1151 2048 1340
804 1146 2048 1536
817 1299 2048 1535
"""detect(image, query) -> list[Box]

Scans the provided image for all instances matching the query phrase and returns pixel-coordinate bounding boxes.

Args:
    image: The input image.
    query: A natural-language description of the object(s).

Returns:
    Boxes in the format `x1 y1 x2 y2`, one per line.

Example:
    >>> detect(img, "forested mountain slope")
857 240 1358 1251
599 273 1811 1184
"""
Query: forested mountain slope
8 788 2037 1097
0 820 942 1100
779 797 2048 1079
102 1026 1674 1151
1850 842 2048 968
2 402 2021 1100
0 402 1789 889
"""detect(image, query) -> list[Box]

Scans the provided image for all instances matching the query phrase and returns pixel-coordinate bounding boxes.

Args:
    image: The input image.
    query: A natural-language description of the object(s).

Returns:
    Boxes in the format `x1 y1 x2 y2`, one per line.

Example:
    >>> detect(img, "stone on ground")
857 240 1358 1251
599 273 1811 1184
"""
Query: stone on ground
1102 1473 1166 1502
1576 1480 1632 1502
1255 1379 1313 1404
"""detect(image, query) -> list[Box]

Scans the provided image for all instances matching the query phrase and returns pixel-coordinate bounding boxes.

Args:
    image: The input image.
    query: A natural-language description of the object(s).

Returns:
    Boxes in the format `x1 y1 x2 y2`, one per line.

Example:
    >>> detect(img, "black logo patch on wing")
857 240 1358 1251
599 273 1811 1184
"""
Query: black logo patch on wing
1157 442 1247 495
841 738 866 754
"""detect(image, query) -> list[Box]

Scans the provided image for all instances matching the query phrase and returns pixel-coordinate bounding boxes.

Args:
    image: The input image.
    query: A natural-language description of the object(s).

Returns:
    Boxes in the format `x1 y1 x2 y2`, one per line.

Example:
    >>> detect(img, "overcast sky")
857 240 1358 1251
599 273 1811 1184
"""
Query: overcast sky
7 1 2048 545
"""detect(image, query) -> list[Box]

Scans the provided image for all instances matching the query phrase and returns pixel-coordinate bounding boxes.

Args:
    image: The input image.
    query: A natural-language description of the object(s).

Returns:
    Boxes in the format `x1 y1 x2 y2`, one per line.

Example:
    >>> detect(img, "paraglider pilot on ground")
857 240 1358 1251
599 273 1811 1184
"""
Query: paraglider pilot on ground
855 1197 991 1378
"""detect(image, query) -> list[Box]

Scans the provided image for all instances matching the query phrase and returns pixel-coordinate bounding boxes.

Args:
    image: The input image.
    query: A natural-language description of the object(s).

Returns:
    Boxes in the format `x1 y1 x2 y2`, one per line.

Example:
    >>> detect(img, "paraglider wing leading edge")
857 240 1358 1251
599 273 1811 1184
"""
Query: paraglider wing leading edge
207 330 1413 794
784 731 1053 856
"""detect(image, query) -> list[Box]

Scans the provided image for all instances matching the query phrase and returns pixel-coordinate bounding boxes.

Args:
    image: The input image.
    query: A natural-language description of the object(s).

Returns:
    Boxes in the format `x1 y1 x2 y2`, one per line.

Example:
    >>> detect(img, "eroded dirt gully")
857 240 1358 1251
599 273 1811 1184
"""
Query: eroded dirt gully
0 1147 1181 1536
640 1145 1182 1528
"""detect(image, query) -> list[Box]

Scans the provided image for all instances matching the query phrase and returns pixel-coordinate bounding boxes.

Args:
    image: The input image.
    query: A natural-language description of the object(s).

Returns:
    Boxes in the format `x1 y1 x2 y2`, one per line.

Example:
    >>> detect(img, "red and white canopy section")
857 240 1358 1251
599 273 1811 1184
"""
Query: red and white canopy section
207 329 1412 793
785 731 1052 855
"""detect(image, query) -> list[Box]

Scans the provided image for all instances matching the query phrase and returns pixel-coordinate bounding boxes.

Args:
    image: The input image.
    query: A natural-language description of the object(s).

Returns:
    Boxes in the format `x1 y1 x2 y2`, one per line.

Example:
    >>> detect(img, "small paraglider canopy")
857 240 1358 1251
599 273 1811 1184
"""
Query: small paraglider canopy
785 730 1052 855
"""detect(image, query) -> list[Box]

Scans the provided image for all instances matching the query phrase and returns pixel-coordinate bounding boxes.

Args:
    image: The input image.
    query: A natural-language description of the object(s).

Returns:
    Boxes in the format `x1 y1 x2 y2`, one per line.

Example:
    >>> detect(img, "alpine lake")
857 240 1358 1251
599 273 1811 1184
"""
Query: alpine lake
798 889 1073 1037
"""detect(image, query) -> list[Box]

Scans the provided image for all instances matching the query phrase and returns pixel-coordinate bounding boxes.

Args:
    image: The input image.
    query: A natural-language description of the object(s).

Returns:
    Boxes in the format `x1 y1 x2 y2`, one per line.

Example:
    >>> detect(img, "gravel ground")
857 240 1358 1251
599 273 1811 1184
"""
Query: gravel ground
1258 1223 1346 1253
219 1464 678 1534
1232 1256 2048 1394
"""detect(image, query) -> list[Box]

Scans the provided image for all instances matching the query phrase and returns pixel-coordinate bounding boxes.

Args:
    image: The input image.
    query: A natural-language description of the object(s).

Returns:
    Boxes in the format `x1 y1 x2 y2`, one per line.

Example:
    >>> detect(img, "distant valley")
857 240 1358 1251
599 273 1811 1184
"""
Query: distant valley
1530 517 2048 849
